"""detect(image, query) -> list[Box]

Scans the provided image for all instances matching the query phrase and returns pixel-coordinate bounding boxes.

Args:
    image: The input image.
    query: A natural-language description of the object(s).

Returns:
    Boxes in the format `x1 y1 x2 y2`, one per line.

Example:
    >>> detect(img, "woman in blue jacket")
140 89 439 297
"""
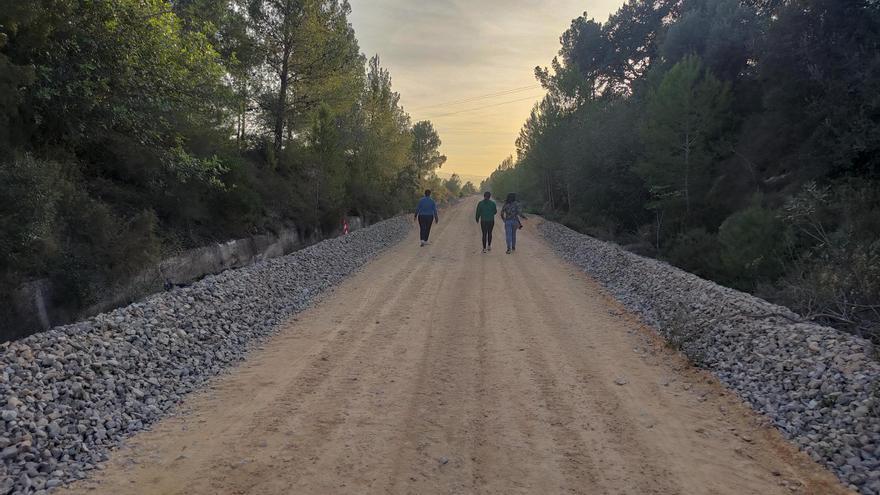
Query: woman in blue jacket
414 189 439 246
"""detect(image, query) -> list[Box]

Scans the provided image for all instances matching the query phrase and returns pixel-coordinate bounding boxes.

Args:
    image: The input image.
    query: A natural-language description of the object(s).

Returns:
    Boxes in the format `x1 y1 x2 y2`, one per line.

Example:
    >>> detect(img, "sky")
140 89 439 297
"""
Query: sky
348 0 624 180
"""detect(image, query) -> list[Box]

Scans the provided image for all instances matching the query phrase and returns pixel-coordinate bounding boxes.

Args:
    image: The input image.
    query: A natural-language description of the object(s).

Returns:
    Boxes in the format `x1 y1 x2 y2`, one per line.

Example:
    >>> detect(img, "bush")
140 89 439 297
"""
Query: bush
765 239 880 343
666 228 724 280
560 213 589 234
53 189 160 307
0 154 163 340
718 205 789 289
764 181 880 343
0 155 63 280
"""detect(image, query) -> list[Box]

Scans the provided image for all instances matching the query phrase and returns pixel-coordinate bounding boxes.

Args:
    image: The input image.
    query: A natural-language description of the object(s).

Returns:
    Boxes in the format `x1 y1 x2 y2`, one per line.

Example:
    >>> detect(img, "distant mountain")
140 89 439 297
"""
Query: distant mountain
436 171 487 186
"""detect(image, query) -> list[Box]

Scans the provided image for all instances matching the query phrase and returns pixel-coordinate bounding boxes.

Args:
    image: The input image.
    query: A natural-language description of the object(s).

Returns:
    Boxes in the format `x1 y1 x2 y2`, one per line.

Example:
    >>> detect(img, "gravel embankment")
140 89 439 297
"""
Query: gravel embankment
538 220 880 494
0 216 411 494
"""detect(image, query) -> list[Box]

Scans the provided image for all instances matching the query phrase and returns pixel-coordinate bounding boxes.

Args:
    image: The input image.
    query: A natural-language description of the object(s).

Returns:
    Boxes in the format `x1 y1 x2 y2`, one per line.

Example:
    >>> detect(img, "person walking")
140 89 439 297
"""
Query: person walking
500 193 526 254
414 189 439 247
475 191 497 253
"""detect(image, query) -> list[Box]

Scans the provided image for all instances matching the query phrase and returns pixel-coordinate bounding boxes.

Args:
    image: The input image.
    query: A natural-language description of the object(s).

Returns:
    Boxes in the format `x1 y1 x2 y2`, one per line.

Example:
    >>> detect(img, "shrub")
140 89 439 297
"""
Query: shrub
0 155 63 280
766 181 880 343
718 205 789 289
0 154 163 340
666 228 724 280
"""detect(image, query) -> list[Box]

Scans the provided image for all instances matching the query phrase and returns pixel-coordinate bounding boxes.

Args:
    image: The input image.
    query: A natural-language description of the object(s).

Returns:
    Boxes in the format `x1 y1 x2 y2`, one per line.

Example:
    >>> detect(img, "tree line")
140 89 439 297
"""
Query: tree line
483 0 880 343
0 0 450 340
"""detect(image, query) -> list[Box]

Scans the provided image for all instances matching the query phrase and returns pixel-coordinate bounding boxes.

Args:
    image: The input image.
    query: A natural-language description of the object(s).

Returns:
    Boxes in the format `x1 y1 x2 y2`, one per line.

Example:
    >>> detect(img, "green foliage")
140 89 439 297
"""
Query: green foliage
0 154 161 309
660 0 761 81
53 192 161 306
536 0 676 101
397 120 446 203
637 55 731 225
484 0 880 342
5 0 226 149
245 0 364 154
443 173 462 197
460 181 477 196
717 205 788 288
665 228 723 280
768 181 880 339
748 0 880 182
483 156 518 202
0 34 34 151
410 121 447 175
0 0 442 340
346 55 414 220
0 155 63 278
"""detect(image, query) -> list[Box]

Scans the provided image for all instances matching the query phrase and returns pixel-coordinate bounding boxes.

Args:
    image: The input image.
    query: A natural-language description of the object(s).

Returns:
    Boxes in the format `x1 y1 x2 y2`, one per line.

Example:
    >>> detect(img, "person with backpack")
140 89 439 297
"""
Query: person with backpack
475 191 497 253
500 193 526 254
414 189 439 247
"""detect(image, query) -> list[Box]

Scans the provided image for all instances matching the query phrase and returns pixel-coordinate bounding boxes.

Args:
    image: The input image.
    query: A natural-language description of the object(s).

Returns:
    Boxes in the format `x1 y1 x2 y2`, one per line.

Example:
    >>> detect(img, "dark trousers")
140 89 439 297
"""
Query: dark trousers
480 220 494 249
418 215 434 241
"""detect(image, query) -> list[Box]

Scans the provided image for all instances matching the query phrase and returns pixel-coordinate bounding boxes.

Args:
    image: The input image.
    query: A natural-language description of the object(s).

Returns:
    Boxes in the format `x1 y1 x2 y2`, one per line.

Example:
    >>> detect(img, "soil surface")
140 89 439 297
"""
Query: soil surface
62 198 850 495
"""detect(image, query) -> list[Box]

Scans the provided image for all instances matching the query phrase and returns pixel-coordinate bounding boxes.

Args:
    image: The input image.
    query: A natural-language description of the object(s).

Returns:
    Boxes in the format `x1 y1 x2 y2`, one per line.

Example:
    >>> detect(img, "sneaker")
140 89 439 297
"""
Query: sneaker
506 249 511 254
482 248 486 253
487 246 491 252
420 240 425 247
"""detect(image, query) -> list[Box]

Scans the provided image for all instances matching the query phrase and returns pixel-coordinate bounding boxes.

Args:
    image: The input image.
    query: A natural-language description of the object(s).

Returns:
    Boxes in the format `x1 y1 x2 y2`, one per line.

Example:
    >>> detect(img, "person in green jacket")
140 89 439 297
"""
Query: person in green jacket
475 191 498 253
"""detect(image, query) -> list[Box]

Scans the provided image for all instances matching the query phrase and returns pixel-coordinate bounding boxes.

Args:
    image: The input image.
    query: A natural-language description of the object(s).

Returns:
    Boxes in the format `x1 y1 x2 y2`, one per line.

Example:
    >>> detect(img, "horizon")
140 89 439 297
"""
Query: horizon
348 0 624 178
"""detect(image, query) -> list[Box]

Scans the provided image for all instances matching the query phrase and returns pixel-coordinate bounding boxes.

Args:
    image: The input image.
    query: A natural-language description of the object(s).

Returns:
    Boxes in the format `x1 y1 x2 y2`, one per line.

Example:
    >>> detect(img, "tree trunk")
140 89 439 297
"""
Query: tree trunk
566 167 573 212
274 44 292 155
546 173 554 210
655 209 663 252
237 96 246 150
683 131 691 222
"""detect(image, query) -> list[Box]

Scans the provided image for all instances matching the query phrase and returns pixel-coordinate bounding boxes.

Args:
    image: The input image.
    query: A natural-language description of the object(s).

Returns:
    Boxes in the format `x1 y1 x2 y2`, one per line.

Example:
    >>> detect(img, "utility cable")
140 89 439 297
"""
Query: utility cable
422 94 545 118
410 85 541 110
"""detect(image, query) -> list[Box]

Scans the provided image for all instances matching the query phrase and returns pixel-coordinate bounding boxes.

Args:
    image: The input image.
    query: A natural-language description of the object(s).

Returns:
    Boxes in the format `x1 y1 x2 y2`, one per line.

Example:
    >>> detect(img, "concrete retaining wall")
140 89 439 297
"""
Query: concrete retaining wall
9 218 365 339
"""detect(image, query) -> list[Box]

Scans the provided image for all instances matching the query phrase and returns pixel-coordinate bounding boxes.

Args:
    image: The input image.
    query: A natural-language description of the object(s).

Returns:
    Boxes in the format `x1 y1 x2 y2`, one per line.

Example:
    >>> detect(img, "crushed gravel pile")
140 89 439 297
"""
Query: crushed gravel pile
0 216 411 494
539 220 880 495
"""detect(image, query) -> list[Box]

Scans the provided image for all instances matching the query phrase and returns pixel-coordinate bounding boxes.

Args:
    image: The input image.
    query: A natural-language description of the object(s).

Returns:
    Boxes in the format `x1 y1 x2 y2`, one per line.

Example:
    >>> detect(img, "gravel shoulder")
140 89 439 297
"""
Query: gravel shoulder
1 216 411 494
59 198 847 495
538 218 879 494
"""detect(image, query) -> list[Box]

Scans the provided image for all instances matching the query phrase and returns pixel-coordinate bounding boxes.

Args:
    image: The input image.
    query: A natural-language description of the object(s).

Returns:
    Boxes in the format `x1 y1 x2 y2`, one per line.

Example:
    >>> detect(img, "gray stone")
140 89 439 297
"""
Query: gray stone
0 446 18 459
538 220 880 494
0 478 13 495
0 216 412 491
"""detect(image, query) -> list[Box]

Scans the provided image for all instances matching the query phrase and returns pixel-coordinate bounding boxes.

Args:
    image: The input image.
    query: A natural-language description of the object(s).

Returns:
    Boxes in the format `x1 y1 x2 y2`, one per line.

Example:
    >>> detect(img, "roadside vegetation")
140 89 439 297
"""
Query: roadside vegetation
483 0 880 343
0 0 449 340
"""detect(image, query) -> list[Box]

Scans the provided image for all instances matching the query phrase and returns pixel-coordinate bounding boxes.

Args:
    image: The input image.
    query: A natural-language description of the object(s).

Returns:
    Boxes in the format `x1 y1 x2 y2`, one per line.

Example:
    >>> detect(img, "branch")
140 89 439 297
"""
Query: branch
134 9 174 20
808 313 860 326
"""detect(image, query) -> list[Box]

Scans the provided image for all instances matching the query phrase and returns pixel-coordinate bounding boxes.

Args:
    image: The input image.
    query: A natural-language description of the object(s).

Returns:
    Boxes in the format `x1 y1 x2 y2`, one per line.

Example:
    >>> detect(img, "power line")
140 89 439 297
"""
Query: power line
422 94 545 118
436 130 516 134
410 85 541 111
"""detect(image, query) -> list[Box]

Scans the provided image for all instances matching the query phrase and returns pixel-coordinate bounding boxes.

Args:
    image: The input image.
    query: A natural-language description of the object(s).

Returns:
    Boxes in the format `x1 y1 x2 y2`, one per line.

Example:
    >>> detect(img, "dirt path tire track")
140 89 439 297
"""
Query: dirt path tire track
63 198 850 495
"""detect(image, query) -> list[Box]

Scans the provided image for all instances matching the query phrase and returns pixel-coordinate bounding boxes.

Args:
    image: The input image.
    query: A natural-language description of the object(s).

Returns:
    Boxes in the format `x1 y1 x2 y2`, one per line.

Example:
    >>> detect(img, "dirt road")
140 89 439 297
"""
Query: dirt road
64 198 848 495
